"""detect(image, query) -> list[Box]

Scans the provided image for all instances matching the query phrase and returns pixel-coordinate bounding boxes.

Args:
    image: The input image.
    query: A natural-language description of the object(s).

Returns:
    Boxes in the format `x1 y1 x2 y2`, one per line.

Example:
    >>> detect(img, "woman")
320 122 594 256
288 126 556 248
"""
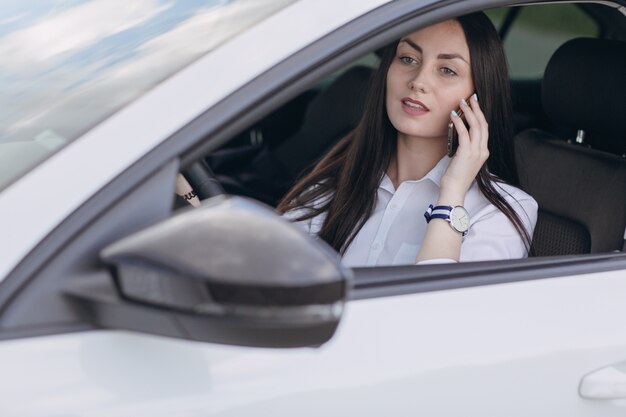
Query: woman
277 12 538 266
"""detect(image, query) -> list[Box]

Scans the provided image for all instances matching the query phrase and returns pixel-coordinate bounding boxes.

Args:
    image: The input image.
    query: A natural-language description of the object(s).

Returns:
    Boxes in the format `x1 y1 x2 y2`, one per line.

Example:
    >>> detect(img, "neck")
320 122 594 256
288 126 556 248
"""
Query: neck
387 132 448 188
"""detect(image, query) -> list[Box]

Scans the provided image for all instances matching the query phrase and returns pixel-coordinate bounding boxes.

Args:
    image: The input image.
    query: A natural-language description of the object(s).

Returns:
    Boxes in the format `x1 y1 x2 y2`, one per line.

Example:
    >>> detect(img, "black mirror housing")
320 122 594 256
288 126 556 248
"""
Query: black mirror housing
92 195 350 347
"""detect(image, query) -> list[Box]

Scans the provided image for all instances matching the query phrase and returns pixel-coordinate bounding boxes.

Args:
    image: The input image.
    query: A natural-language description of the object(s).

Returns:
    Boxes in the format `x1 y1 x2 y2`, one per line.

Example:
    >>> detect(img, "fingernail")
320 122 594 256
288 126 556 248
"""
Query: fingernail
472 93 478 102
451 110 458 117
461 98 468 107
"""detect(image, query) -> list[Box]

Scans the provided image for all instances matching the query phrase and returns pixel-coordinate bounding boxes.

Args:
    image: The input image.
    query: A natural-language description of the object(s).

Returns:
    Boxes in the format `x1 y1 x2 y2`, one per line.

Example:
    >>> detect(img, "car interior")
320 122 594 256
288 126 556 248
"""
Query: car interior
181 2 626 259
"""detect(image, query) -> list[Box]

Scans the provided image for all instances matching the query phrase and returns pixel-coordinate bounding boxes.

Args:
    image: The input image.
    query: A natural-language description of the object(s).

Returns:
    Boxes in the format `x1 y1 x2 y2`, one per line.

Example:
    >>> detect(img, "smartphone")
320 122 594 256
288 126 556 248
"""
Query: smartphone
447 94 474 157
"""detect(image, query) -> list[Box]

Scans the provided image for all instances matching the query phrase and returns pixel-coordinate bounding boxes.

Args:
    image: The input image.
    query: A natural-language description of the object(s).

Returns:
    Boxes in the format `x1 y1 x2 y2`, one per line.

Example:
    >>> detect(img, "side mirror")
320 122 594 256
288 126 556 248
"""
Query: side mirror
65 195 351 348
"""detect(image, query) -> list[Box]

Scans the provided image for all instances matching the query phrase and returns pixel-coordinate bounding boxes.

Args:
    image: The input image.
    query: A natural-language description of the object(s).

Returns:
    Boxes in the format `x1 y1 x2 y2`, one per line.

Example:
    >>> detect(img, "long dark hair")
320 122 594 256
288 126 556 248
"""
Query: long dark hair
277 12 532 255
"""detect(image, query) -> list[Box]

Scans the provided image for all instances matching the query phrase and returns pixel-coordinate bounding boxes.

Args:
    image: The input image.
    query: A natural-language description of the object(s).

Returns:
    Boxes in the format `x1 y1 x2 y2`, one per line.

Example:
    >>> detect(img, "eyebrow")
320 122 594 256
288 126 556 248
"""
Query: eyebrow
400 39 470 65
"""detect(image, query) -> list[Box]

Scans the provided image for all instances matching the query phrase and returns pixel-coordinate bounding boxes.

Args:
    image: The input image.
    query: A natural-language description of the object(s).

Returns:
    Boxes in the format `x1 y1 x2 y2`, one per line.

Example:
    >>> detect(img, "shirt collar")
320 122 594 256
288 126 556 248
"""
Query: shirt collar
379 155 452 193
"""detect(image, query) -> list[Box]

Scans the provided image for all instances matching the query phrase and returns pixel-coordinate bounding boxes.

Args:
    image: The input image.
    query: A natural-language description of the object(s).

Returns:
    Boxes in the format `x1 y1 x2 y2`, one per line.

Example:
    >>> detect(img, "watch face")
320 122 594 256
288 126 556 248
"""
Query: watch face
450 206 470 232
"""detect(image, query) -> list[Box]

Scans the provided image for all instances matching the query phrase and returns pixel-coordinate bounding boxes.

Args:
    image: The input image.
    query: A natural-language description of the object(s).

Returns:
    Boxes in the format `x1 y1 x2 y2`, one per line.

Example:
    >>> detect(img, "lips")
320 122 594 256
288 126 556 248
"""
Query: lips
402 97 429 111
401 97 429 116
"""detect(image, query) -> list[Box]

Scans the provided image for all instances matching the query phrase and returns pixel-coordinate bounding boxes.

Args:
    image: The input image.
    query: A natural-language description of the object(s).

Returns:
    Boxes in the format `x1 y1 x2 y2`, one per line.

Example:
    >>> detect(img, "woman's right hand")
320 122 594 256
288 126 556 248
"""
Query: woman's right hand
439 94 489 201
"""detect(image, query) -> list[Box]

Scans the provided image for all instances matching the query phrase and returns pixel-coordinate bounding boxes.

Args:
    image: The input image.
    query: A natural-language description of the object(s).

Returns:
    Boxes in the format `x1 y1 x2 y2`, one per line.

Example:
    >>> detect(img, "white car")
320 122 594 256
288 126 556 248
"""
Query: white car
1 0 626 415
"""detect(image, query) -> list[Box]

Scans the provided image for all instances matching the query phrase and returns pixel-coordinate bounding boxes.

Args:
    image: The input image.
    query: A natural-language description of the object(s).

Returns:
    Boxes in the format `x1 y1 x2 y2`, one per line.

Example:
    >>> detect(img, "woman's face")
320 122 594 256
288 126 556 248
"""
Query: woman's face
385 20 474 141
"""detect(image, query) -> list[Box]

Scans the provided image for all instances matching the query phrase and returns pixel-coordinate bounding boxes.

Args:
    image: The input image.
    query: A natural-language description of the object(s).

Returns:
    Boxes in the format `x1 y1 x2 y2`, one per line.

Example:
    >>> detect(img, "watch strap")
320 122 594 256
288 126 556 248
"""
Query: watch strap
424 204 469 236
424 204 454 222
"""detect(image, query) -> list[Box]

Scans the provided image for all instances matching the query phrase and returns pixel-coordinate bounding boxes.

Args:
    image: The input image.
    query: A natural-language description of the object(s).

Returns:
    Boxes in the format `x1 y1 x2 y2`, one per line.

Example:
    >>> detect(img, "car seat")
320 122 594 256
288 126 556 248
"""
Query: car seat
514 38 626 256
203 65 374 206
273 65 373 179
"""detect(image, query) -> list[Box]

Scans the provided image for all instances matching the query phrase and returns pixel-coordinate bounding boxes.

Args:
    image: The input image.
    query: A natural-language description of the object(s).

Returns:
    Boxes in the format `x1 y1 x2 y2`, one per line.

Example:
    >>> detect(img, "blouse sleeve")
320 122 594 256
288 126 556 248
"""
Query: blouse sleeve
460 192 538 262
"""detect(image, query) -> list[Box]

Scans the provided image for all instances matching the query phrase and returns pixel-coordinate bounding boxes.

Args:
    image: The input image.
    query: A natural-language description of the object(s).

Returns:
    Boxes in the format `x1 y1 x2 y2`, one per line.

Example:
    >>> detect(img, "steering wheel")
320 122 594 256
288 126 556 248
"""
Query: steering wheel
182 159 225 200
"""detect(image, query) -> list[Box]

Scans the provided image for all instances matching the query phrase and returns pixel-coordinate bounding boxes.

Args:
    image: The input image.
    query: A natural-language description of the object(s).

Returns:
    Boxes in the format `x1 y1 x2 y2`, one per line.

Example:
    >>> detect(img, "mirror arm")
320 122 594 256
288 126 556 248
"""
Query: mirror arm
63 271 189 339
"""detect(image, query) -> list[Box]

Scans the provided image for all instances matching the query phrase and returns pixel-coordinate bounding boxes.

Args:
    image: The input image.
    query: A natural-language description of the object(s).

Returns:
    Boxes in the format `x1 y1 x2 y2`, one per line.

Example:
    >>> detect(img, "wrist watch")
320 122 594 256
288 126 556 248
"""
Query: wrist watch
424 204 470 236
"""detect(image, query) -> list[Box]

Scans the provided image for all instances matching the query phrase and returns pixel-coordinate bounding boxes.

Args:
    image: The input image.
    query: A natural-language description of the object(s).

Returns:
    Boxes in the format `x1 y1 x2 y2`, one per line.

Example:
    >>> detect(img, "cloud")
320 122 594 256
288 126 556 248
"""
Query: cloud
0 12 28 26
0 0 172 72
106 0 292 85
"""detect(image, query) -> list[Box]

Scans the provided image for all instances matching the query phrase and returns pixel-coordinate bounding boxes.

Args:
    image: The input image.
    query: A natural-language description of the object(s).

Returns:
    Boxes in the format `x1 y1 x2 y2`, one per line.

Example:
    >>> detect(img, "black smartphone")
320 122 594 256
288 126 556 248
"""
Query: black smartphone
447 94 474 157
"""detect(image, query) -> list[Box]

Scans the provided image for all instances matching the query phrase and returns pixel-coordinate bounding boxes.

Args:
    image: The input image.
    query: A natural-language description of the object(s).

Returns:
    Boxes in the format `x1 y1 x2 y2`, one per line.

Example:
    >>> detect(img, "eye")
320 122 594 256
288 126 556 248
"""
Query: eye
399 56 417 65
440 67 458 76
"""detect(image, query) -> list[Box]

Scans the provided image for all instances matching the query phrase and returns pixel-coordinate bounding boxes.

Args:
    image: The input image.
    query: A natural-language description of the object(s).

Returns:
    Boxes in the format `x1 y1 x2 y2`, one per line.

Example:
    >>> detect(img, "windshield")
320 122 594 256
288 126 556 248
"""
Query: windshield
0 0 296 191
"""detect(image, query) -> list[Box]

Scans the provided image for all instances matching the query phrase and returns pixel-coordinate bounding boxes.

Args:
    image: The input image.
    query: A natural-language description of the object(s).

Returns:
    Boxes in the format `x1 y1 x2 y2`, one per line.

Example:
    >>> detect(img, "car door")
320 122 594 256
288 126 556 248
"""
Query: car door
3 262 626 416
1 0 626 416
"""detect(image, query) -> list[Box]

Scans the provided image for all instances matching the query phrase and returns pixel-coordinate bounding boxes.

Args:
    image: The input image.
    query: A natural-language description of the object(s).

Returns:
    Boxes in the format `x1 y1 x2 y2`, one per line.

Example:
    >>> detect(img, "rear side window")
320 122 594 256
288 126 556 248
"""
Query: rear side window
487 4 598 79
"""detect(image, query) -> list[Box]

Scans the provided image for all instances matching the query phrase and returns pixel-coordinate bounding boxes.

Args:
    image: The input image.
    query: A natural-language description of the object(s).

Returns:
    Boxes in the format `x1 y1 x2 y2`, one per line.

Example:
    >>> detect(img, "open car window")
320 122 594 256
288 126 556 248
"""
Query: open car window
188 1 626 267
487 4 599 79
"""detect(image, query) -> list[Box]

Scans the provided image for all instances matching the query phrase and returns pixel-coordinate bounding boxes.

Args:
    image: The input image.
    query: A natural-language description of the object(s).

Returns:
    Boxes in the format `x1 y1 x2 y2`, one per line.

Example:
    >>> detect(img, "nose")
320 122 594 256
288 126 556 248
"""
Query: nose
409 67 429 93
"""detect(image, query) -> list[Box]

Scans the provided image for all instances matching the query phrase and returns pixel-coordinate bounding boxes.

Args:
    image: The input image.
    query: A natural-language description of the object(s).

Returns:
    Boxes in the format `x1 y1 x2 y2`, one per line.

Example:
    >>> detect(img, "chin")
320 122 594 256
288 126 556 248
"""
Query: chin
393 123 444 140
389 116 443 139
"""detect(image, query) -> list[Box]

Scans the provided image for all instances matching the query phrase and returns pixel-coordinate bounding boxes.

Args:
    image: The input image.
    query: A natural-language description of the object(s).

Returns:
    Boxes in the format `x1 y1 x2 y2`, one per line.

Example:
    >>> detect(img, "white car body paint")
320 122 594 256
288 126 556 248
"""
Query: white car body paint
1 269 626 416
0 0 391 280
1 1 625 415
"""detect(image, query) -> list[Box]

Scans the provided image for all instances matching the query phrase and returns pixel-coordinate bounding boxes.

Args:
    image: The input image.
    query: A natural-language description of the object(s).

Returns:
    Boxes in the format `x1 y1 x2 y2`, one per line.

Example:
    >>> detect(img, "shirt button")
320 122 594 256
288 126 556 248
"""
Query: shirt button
372 242 381 250
390 203 398 210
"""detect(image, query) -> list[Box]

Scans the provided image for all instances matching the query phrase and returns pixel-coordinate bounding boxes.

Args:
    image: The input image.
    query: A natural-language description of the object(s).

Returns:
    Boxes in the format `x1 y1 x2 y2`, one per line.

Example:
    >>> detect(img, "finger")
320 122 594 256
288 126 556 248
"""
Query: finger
470 94 489 143
469 94 489 148
459 98 482 148
450 110 470 149
468 94 490 163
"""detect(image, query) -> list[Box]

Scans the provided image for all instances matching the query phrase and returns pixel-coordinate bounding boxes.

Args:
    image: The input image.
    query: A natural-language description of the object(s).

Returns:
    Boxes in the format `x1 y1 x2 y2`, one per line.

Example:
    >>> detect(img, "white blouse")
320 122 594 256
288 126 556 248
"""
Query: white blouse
284 156 538 267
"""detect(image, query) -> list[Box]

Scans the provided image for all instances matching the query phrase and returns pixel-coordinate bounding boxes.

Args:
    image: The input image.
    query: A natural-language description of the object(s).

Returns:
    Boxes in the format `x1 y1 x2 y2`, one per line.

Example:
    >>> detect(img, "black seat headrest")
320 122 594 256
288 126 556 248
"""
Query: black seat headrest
542 38 626 141
274 66 373 177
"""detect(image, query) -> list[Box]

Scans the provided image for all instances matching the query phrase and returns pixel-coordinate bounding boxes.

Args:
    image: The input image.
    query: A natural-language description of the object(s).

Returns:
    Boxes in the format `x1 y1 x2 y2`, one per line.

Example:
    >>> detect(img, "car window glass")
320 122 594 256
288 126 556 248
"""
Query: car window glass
317 52 380 89
486 4 598 79
0 0 297 192
484 6 508 30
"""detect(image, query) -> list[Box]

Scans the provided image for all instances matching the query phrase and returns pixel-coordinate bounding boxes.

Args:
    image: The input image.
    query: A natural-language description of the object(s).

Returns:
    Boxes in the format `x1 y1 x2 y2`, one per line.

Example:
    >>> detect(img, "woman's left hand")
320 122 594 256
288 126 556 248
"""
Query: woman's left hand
439 93 489 200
